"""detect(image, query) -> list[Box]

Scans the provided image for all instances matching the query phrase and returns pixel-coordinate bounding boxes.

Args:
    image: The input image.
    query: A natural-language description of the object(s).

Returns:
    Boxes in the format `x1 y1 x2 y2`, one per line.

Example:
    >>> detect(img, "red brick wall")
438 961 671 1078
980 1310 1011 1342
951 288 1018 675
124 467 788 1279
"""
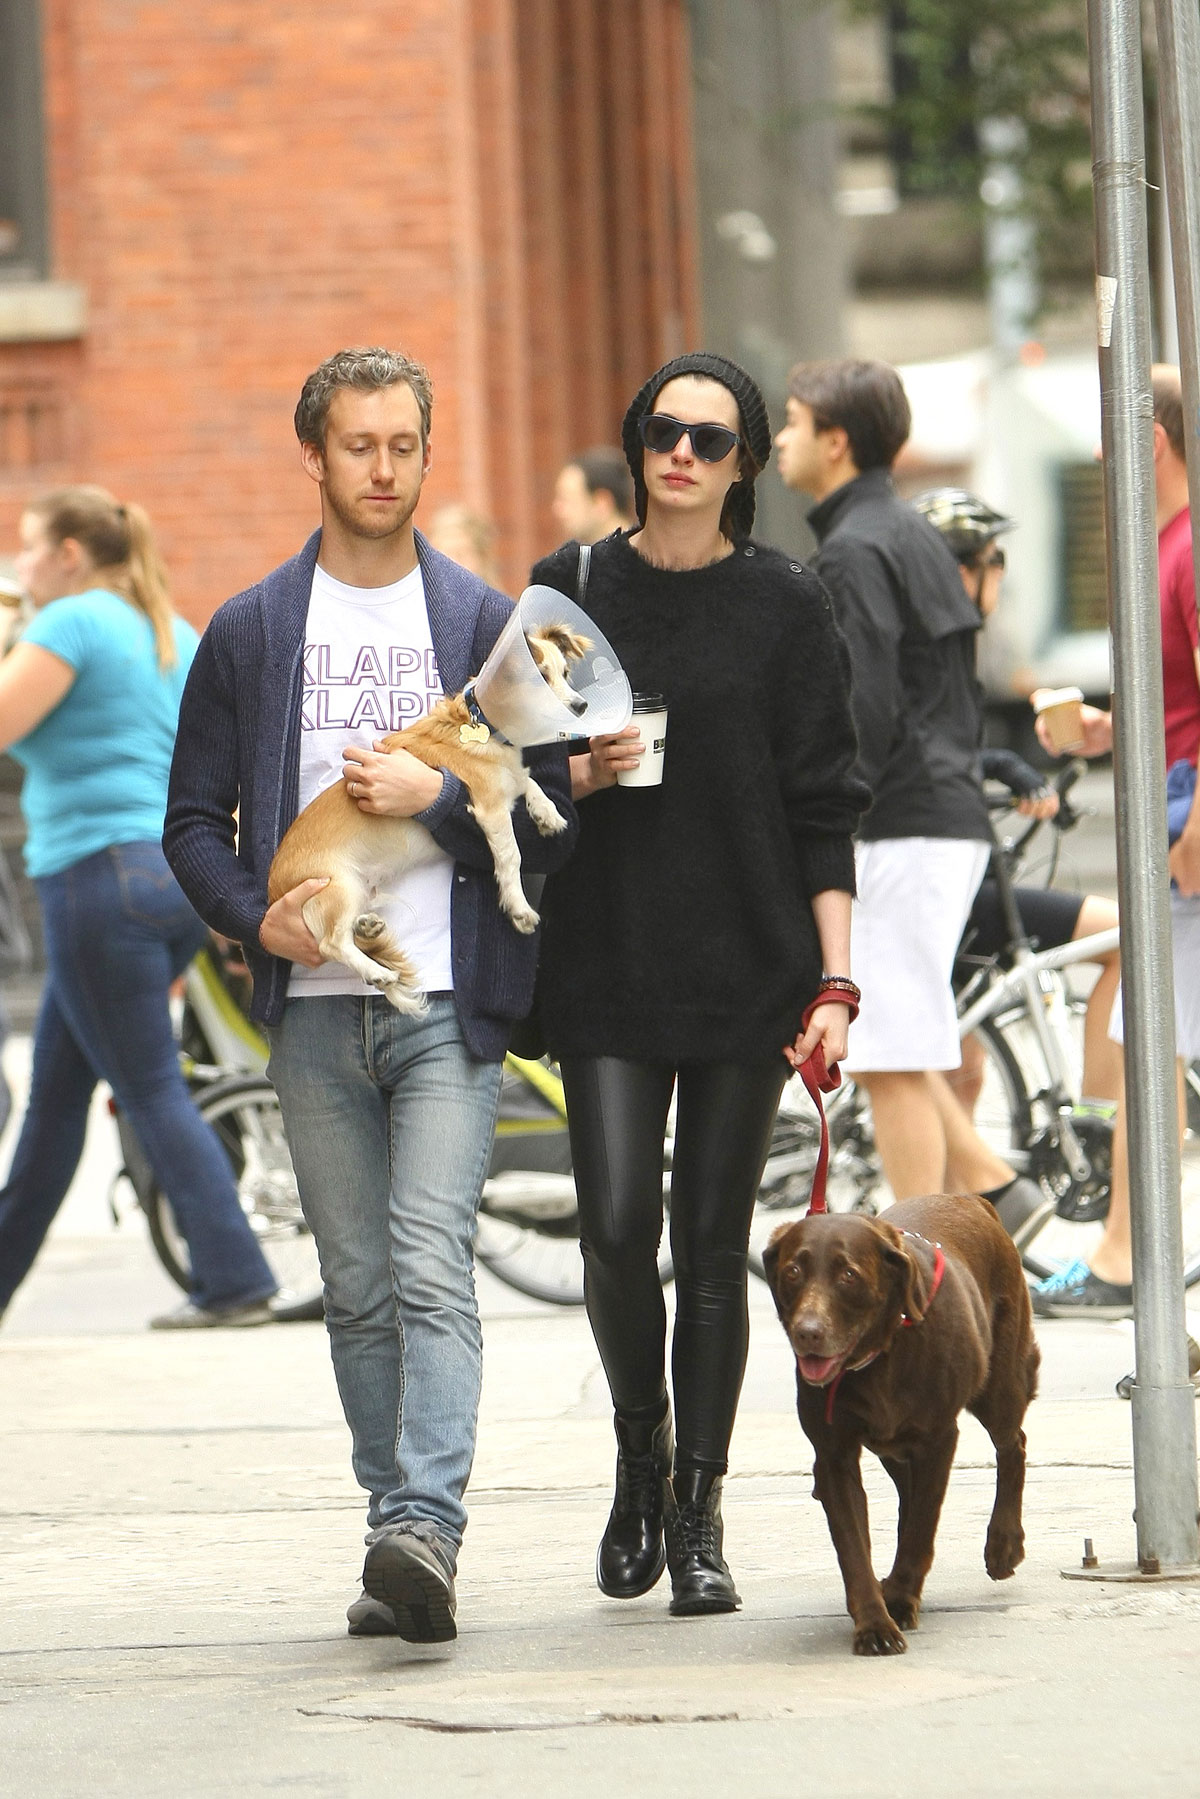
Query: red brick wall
0 0 699 619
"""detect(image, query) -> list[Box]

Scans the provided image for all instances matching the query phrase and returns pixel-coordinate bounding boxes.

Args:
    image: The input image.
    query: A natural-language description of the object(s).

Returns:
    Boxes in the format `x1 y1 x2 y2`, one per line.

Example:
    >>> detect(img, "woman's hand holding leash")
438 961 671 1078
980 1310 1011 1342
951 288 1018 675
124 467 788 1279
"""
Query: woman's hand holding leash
786 997 852 1071
785 974 861 1071
343 742 444 815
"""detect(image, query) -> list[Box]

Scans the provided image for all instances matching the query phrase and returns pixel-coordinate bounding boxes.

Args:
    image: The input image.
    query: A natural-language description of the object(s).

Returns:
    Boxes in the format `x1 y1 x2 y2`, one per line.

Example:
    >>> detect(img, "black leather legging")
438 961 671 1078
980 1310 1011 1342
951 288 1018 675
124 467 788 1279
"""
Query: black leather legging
560 1055 789 1473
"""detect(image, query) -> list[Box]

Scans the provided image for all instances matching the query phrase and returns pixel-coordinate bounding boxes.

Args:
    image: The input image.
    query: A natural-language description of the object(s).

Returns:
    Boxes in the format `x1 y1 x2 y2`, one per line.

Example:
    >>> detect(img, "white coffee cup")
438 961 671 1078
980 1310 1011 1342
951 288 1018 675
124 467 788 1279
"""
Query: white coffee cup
616 692 669 787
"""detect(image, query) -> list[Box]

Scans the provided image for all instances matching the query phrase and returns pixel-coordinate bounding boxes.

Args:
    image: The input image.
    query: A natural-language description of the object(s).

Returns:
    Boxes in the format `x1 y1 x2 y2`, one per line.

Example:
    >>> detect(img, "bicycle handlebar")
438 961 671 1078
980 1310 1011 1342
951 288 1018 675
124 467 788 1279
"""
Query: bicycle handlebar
985 757 1087 836
981 758 1089 905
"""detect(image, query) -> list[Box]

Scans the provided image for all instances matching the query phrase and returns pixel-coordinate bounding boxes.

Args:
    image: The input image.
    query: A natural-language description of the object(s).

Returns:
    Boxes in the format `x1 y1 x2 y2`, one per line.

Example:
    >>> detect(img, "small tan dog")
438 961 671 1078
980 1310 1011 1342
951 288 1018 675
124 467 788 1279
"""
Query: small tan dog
268 624 589 1011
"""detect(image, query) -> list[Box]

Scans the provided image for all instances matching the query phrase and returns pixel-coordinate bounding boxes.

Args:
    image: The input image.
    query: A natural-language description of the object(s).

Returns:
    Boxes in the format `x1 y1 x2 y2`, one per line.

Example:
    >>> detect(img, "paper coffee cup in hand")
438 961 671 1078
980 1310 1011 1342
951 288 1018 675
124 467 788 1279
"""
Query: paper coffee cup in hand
1033 686 1086 754
616 693 668 787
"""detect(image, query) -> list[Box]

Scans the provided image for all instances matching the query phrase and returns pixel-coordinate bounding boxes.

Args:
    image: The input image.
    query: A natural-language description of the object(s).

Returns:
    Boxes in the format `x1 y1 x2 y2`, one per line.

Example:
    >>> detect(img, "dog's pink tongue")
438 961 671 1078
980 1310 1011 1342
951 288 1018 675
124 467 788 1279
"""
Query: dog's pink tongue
798 1354 840 1385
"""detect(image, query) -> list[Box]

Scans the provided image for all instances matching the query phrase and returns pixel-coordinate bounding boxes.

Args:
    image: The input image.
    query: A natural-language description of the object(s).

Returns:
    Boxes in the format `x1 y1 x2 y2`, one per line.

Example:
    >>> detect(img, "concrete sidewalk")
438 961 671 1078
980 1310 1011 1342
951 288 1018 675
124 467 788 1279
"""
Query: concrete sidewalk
3 1225 1199 1798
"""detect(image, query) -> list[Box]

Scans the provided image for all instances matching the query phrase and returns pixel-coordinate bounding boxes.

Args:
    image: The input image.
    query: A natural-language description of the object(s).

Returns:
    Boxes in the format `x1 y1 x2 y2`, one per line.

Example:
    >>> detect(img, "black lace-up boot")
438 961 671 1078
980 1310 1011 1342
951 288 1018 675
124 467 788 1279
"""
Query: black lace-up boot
596 1404 674 1597
664 1463 741 1616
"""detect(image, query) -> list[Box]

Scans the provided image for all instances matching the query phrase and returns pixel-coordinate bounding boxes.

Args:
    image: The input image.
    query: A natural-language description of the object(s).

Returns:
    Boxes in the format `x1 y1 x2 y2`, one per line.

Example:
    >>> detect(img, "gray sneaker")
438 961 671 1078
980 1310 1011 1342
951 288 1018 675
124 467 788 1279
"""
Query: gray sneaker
346 1588 399 1636
989 1177 1053 1248
362 1531 457 1644
149 1297 275 1330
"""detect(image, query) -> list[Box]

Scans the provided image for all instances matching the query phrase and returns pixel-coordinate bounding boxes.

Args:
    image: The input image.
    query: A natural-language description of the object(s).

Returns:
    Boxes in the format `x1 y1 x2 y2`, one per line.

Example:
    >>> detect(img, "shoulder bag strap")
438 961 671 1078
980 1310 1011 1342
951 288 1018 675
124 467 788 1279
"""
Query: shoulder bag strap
575 541 592 606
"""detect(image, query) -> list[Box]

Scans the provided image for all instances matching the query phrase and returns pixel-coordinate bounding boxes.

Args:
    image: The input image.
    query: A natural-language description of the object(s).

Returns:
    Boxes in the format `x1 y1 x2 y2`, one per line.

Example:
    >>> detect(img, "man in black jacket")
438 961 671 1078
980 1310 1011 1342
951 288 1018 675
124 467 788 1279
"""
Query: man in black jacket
775 358 1041 1231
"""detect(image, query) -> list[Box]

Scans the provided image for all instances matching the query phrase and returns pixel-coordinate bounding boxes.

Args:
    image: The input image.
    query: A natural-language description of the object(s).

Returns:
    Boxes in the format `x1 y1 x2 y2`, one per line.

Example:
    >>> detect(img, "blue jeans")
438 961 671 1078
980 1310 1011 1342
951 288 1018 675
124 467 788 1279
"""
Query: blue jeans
0 842 277 1314
266 995 502 1547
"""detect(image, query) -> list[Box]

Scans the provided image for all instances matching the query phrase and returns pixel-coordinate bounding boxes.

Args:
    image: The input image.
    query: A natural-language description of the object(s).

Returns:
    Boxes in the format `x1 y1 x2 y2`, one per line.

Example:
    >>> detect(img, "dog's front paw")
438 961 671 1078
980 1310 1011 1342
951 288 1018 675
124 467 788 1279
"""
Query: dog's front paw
882 1587 921 1632
853 1616 908 1656
985 1523 1025 1581
353 912 387 944
510 907 539 935
535 807 569 838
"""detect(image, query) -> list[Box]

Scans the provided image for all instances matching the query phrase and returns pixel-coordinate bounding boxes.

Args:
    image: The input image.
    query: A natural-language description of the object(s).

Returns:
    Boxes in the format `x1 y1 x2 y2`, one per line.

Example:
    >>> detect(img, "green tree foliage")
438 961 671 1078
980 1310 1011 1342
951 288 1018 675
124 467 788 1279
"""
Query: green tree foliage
847 0 1097 270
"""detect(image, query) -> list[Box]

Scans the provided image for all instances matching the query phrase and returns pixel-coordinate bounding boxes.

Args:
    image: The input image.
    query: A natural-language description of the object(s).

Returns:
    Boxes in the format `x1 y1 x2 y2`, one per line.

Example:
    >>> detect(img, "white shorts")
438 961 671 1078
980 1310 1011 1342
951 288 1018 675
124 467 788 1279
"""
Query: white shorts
1108 888 1200 1061
843 836 991 1074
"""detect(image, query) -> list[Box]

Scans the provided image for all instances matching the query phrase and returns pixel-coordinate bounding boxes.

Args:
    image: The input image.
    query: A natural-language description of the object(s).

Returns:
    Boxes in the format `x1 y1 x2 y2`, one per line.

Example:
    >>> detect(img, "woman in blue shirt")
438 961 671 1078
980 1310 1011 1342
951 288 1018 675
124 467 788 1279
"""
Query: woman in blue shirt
0 486 276 1326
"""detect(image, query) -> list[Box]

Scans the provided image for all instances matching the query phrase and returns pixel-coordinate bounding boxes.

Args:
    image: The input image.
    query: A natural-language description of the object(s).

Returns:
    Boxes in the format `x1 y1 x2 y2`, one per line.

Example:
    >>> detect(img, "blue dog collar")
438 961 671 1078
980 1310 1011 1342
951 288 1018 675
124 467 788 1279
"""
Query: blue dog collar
461 681 513 747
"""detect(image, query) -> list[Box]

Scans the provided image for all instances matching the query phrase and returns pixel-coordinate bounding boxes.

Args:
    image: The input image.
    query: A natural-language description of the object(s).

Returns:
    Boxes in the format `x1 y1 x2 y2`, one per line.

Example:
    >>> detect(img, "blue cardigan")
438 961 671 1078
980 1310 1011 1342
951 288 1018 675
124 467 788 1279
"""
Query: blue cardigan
163 529 578 1059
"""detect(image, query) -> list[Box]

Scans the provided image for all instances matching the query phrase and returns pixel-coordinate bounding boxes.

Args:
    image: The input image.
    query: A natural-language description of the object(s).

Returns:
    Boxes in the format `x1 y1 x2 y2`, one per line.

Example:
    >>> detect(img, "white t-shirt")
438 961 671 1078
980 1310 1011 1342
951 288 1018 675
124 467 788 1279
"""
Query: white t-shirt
288 561 455 998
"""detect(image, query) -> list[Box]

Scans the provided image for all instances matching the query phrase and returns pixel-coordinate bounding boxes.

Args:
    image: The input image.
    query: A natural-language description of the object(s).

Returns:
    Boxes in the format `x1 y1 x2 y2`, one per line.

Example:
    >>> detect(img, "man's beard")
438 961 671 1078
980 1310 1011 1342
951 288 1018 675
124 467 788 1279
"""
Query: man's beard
324 482 419 542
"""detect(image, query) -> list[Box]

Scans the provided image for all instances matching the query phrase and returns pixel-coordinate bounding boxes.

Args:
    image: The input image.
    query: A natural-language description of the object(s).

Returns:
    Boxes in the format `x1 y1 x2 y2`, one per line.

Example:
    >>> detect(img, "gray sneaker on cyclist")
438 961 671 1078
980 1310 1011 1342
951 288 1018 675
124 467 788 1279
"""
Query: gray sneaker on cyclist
149 1296 275 1330
984 1175 1050 1247
1031 1258 1133 1320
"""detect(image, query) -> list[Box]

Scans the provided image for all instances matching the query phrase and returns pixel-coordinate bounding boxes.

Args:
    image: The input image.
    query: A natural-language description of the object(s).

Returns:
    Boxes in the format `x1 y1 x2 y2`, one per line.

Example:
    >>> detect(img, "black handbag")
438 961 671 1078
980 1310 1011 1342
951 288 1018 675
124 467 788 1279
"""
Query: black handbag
507 543 591 1060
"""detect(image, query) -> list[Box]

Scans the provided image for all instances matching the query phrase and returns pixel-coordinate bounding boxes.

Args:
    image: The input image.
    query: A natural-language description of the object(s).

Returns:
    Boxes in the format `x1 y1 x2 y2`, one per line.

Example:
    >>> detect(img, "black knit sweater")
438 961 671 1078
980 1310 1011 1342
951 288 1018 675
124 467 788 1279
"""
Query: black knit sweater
530 532 870 1063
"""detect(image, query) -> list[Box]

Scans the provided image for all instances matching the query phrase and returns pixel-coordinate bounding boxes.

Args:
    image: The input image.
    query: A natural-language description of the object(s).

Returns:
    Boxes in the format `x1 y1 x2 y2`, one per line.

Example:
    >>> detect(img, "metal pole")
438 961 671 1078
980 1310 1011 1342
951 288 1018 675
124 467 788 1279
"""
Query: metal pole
1152 0 1200 613
1087 0 1200 1572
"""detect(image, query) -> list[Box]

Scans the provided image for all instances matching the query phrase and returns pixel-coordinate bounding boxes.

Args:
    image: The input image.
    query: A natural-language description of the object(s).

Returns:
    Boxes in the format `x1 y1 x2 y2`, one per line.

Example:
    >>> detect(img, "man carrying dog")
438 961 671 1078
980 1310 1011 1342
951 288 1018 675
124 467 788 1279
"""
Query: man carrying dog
774 358 1043 1232
164 346 577 1643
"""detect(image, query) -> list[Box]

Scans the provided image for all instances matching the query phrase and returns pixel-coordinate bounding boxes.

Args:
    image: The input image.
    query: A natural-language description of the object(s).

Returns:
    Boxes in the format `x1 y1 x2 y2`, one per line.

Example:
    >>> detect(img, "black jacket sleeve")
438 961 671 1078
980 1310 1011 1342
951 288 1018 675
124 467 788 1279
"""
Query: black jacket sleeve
810 536 905 796
771 573 871 896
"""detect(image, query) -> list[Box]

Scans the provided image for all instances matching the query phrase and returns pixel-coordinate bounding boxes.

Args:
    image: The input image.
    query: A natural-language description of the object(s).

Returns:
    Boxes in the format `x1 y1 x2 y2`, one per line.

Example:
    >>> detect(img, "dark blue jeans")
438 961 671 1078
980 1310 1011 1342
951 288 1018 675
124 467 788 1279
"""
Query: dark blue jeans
0 841 276 1313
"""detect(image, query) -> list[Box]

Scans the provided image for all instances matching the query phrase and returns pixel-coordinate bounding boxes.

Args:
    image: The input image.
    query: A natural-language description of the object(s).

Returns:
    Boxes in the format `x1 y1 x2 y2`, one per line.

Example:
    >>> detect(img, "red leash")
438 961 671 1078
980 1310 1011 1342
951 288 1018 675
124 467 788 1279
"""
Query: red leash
790 991 946 1423
794 993 858 1216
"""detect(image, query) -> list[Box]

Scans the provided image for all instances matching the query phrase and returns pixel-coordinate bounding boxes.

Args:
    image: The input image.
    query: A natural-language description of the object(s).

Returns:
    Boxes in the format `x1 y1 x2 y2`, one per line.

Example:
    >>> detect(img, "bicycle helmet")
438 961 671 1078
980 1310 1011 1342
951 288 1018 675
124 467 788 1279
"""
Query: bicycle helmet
913 488 1015 562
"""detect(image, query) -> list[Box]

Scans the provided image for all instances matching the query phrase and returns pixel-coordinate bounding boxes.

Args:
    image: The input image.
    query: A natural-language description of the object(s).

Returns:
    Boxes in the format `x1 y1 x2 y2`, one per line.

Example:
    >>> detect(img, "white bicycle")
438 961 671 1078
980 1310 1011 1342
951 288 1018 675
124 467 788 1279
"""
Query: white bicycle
748 767 1200 1286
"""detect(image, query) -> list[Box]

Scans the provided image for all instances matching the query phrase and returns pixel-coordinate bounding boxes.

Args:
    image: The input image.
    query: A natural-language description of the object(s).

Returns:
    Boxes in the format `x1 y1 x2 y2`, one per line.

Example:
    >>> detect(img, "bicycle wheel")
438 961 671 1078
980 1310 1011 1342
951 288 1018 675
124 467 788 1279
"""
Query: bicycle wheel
746 1074 885 1279
476 1175 674 1305
976 1003 1126 1281
966 1016 1034 1167
144 1077 323 1322
956 1017 1086 1280
475 1059 673 1305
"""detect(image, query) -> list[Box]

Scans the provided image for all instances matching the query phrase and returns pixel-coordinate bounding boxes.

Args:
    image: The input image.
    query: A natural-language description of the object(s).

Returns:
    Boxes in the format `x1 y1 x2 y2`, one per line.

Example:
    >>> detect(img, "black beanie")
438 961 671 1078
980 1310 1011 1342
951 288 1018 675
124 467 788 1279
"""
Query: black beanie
621 351 772 540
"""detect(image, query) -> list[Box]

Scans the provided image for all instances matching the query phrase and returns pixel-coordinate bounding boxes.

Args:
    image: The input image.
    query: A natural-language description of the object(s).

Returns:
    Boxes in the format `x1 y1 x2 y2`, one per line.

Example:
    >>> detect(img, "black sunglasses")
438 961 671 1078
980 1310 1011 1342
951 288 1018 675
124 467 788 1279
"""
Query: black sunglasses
638 413 741 463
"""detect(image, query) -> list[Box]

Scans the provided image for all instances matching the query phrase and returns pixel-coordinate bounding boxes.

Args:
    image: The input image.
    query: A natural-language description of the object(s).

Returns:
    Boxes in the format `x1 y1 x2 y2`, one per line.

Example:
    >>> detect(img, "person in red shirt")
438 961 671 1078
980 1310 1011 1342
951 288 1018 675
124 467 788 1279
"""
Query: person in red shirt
1033 363 1200 1316
1159 500 1200 772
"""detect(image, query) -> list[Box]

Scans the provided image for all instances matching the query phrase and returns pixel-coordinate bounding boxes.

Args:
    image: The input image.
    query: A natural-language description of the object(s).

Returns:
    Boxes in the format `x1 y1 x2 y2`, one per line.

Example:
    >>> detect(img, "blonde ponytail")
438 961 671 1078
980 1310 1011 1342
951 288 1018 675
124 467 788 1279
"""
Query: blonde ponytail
117 502 176 670
25 486 177 670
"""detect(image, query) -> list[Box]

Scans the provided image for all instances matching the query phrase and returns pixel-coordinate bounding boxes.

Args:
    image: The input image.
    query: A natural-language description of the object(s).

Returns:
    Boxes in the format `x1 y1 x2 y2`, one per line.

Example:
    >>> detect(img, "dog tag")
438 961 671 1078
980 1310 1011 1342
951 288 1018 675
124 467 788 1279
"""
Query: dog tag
459 722 490 745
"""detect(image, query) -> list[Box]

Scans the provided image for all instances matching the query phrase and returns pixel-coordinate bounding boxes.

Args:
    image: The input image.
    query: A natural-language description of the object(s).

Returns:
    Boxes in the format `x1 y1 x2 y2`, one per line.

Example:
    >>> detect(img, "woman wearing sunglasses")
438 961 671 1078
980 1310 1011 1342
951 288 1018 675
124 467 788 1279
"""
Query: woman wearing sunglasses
529 352 868 1617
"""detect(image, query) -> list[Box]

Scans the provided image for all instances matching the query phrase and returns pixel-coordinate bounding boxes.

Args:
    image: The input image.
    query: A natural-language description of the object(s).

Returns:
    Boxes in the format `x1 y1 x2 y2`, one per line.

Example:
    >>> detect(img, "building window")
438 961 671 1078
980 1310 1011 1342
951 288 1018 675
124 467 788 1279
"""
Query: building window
0 1 49 281
885 2 975 202
1058 460 1109 634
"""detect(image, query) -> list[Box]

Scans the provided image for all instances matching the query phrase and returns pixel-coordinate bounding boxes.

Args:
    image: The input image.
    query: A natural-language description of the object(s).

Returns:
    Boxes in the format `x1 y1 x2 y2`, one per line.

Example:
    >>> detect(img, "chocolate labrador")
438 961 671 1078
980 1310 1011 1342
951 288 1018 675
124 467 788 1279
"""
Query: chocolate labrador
763 1192 1039 1656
